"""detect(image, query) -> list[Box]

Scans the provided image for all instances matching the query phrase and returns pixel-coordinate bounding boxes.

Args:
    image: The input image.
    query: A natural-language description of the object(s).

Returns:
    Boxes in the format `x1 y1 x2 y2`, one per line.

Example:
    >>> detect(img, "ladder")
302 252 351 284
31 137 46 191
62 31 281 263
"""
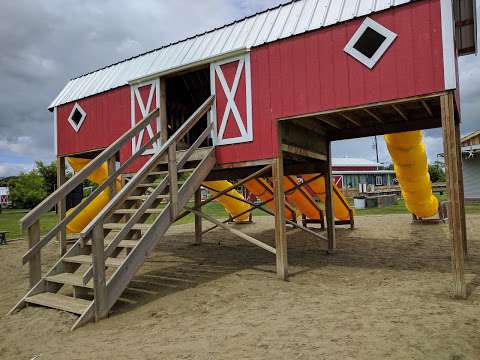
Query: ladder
10 96 216 329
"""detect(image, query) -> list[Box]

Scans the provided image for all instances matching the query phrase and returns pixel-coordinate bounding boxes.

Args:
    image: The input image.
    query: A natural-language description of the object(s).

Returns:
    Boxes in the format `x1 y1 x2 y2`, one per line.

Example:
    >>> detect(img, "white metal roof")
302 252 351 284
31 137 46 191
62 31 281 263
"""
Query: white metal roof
332 157 382 167
49 0 417 109
49 0 477 109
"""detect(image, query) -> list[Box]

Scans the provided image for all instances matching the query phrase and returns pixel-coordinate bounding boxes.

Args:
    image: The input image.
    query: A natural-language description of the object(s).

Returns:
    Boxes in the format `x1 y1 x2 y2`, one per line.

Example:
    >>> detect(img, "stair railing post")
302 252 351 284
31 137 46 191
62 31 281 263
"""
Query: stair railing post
168 142 178 218
91 223 108 320
107 152 117 200
27 220 41 289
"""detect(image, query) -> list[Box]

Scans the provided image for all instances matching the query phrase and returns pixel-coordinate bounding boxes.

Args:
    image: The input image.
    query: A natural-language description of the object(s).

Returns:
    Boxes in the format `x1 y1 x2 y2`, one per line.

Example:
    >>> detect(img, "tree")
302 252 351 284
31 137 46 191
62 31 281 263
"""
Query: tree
428 160 446 183
9 171 47 209
35 160 58 194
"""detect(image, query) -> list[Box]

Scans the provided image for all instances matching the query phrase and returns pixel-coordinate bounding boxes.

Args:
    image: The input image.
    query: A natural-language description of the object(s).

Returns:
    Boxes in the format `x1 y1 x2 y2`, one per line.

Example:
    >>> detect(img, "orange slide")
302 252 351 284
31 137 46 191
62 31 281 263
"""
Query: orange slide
302 174 352 221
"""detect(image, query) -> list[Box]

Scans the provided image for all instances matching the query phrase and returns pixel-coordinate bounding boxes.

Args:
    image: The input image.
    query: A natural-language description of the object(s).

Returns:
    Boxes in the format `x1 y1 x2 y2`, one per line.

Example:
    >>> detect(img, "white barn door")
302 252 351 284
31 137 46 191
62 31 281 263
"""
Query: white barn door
131 79 161 155
210 53 253 146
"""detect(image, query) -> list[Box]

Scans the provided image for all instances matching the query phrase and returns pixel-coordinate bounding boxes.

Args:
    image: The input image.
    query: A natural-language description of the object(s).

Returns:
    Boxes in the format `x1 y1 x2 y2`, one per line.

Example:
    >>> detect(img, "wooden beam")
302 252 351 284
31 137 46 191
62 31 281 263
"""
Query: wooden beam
107 154 117 200
273 156 288 280
454 122 467 256
194 189 202 245
159 77 168 143
280 144 327 161
391 104 408 122
363 108 383 123
421 100 433 118
279 91 444 121
168 143 178 218
91 223 108 320
315 116 343 129
339 112 362 127
324 142 336 252
27 220 41 289
440 92 466 299
56 156 67 256
188 208 276 254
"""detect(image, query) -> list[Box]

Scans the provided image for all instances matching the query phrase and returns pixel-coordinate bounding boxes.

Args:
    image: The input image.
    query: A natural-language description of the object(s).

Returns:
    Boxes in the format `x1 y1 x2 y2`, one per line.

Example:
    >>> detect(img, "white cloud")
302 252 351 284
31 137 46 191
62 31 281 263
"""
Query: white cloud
0 163 32 177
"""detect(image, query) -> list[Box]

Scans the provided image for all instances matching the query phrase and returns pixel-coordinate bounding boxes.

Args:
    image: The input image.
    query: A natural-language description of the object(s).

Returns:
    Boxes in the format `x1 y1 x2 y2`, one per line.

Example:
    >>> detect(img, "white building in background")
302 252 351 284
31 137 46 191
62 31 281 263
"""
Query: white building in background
0 187 9 208
332 158 395 190
461 131 480 201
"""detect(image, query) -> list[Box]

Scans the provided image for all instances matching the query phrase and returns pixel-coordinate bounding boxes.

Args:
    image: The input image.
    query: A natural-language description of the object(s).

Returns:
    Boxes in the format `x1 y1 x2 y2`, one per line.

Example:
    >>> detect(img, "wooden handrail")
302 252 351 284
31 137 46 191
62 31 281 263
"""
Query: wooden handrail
22 123 165 264
80 95 215 239
21 108 160 230
80 96 215 285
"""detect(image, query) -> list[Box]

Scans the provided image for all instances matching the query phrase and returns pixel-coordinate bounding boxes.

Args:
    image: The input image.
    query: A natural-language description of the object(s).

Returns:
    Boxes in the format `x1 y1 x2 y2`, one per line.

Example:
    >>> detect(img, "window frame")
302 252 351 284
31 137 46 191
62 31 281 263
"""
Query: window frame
344 17 397 69
67 102 87 133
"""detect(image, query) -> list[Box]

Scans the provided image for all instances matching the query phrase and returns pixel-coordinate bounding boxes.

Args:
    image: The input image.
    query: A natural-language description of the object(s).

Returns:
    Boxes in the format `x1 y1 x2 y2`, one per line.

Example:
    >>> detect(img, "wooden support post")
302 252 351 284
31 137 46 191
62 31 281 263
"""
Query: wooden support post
107 154 117 200
454 123 468 256
168 143 178 218
27 220 41 289
91 223 108 320
194 189 202 245
56 156 67 256
273 157 288 280
441 92 467 299
160 77 168 144
325 141 336 252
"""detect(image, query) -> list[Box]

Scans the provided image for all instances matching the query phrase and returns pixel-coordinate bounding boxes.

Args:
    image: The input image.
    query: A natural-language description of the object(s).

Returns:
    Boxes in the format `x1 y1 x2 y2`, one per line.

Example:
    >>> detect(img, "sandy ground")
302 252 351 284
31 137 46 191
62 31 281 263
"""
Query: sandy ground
0 214 479 360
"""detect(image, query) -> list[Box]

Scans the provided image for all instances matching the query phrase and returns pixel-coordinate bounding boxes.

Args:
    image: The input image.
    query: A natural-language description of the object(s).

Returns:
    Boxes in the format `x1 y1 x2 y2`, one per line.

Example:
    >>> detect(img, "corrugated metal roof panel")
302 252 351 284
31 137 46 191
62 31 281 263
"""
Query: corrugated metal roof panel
53 0 459 109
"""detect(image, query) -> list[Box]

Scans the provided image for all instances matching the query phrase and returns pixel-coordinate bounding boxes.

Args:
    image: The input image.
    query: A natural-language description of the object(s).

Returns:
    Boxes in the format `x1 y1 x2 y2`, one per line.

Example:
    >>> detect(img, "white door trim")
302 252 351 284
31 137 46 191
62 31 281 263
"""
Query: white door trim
210 53 253 146
130 79 161 156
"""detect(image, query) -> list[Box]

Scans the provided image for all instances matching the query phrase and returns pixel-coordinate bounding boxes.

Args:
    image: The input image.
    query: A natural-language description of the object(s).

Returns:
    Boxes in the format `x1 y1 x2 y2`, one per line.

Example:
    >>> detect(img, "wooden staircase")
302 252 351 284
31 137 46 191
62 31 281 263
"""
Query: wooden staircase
10 96 216 329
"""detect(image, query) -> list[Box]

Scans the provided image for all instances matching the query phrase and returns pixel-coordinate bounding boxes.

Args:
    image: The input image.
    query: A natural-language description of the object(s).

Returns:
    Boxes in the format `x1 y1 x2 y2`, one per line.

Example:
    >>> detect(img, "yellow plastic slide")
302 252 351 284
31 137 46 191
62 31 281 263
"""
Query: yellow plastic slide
301 175 353 221
203 181 253 222
283 177 320 220
244 178 294 218
66 158 121 233
384 131 438 218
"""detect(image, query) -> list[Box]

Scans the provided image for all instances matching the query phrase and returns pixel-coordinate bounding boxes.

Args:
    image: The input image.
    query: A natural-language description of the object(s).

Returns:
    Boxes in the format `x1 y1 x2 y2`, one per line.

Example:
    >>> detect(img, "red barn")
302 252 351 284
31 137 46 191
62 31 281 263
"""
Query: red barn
14 0 477 326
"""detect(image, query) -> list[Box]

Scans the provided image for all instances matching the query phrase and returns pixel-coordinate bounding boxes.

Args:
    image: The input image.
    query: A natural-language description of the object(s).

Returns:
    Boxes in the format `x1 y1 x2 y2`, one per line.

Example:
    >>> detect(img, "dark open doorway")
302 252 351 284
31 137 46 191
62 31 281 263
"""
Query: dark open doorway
165 66 211 149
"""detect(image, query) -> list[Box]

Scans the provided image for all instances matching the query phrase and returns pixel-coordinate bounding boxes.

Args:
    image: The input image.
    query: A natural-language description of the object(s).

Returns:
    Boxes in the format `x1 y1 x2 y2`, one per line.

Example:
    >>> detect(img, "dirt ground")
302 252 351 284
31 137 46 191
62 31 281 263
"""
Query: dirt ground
0 214 479 360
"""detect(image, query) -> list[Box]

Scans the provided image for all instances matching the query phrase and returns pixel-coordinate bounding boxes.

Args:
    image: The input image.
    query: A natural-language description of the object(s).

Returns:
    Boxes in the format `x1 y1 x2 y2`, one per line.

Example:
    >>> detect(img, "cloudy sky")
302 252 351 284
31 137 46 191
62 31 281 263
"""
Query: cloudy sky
0 0 478 177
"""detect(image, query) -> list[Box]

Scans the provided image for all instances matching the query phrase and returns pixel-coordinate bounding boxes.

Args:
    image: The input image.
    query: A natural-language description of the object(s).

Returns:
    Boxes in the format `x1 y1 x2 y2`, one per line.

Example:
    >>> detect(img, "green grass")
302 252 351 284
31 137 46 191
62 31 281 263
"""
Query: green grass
2 195 479 240
0 202 268 240
349 194 480 216
0 209 58 239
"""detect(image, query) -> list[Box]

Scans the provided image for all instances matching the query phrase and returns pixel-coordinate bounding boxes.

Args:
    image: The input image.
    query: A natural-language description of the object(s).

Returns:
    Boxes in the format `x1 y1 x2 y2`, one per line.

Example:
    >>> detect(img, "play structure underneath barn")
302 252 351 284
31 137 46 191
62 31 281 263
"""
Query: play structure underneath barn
10 0 477 329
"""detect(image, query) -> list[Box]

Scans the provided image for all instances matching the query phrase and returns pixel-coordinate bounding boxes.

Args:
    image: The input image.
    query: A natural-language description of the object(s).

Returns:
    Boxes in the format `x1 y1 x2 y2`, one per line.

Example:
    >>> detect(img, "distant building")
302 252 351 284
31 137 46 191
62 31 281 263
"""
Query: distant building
332 158 395 190
0 187 9 208
461 131 480 200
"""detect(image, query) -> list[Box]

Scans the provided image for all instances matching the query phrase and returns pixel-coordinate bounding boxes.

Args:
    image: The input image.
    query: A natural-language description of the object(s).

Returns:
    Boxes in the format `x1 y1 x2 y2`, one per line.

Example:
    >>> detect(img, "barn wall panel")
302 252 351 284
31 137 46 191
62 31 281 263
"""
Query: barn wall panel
56 86 131 157
215 0 444 164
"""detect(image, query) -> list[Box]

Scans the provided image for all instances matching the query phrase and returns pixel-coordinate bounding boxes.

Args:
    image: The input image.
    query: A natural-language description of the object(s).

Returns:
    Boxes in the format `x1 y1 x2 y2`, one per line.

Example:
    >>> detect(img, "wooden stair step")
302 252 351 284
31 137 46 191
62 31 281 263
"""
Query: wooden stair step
127 195 169 201
114 208 163 215
149 168 195 176
45 273 93 289
84 239 139 249
64 255 123 267
25 292 91 315
103 223 152 231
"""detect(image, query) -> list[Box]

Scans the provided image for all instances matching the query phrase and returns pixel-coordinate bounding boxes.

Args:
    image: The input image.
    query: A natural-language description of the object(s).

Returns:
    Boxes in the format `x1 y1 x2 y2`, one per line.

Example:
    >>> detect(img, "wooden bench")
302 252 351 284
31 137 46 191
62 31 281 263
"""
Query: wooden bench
0 231 8 245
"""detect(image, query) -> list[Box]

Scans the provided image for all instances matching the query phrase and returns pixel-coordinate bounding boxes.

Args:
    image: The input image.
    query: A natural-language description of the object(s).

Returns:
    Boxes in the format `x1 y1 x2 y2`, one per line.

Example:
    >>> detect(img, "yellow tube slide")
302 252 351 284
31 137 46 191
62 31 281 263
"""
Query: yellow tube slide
203 181 253 222
301 175 352 221
66 158 121 233
384 131 438 218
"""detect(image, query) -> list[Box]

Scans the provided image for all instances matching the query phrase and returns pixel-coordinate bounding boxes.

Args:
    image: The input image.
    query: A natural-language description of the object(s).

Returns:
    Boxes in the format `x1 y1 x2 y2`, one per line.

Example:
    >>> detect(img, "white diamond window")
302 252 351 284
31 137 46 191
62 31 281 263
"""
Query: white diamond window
68 103 87 132
344 17 397 69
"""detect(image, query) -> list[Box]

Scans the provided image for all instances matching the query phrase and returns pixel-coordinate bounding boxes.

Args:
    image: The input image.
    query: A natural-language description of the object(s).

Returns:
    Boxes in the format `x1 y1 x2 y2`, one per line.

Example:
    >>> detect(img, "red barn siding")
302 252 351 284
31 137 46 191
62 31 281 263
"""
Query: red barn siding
57 0 446 171
215 0 445 164
56 86 131 156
